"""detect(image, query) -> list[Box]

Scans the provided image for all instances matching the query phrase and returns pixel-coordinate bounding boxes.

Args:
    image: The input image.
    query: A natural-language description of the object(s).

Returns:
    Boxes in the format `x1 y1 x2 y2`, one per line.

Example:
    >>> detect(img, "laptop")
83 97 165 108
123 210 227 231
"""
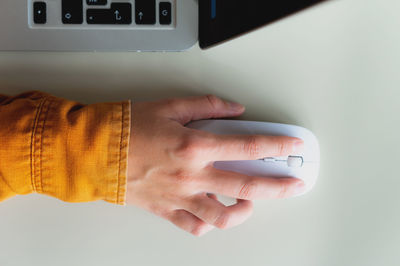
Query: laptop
0 0 327 51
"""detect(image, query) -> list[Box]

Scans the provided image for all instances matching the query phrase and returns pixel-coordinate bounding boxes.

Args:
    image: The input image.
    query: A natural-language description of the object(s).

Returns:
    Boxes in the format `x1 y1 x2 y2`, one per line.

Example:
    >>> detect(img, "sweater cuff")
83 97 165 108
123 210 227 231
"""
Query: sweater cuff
32 94 131 205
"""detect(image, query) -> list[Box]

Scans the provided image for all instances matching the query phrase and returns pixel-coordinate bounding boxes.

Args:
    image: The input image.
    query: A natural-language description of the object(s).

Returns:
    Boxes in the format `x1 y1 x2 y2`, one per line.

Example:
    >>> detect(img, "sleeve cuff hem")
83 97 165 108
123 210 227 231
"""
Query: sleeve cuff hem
113 99 131 205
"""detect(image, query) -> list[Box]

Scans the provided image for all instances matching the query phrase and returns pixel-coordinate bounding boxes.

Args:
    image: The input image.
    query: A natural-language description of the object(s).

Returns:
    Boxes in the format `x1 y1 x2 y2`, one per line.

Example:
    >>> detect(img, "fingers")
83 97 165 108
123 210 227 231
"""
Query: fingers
168 194 253 235
200 168 306 200
159 95 245 125
168 209 215 237
184 194 253 230
172 130 303 163
209 134 304 161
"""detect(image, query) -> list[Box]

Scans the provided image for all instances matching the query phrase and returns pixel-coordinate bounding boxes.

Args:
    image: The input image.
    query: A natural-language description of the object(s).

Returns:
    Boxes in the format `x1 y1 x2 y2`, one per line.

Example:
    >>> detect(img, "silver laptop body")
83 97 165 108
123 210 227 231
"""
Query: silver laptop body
0 0 198 51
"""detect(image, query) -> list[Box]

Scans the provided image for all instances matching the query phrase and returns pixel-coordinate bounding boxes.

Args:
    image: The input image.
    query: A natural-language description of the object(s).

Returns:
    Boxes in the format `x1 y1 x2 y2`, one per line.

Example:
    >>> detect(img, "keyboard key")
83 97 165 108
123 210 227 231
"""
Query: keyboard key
159 2 172 25
86 0 107 5
87 3 132 24
111 3 132 24
62 0 83 24
135 0 156 25
33 2 46 24
87 9 112 24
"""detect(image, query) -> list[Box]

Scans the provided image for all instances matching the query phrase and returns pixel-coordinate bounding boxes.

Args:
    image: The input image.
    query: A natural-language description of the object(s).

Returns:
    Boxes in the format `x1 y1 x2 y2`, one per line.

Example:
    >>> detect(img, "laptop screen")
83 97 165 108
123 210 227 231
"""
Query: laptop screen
199 0 328 49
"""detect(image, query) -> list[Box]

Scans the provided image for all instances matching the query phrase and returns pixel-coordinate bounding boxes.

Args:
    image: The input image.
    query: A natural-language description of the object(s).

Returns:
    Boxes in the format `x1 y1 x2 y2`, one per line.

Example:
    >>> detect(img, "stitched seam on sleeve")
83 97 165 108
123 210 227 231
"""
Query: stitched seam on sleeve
30 98 46 193
116 101 130 205
123 100 131 205
116 103 124 204
115 105 121 204
32 98 52 194
37 99 53 194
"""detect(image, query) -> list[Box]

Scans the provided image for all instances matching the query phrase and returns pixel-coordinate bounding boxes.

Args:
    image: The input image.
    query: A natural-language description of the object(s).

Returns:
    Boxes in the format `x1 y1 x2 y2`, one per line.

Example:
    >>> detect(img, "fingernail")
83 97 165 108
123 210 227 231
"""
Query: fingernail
293 140 304 153
294 182 306 195
228 101 245 111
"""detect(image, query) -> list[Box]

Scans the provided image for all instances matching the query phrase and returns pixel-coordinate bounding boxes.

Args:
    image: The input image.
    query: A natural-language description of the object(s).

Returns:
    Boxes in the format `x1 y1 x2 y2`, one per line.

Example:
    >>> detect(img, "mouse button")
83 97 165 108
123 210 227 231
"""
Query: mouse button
300 137 320 161
262 157 276 163
262 156 290 166
293 164 319 193
287 156 304 168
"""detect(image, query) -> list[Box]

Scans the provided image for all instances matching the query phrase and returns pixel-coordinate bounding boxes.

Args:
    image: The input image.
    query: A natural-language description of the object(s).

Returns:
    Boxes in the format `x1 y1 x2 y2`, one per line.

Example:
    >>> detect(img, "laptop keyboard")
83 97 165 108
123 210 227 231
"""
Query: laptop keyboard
31 0 174 29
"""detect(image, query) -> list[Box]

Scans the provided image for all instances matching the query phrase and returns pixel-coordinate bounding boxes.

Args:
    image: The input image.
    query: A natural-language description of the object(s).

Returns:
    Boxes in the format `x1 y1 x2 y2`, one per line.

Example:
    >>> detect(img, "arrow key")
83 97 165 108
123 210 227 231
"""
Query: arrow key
135 0 156 25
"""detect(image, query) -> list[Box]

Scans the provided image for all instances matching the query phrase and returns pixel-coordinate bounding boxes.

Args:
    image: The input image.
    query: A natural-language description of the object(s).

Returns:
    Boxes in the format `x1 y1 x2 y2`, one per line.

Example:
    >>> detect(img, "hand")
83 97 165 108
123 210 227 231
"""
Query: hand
126 95 305 236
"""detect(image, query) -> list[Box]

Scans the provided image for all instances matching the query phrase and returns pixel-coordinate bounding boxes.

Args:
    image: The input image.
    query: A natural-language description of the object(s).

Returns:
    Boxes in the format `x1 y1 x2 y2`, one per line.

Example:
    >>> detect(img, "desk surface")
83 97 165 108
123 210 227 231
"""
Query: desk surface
1 0 400 265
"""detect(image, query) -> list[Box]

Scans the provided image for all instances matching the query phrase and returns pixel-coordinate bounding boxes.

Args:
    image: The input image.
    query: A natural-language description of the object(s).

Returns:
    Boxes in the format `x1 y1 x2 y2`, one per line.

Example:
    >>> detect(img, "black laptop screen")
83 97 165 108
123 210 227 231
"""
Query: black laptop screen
199 0 328 49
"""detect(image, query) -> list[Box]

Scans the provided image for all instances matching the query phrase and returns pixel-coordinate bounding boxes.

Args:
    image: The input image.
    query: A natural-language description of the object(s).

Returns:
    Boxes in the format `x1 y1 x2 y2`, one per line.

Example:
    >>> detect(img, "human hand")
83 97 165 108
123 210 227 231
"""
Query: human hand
126 95 305 236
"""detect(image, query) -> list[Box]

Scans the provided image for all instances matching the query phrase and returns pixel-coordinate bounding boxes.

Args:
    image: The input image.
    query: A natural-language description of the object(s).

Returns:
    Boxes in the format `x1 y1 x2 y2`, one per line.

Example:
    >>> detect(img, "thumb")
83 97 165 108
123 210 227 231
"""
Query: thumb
161 95 245 125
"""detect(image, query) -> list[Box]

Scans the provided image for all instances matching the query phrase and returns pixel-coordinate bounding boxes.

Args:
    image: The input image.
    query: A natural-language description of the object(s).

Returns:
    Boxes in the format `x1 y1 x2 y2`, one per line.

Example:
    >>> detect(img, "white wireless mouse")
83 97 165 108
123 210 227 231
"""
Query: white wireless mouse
186 120 320 194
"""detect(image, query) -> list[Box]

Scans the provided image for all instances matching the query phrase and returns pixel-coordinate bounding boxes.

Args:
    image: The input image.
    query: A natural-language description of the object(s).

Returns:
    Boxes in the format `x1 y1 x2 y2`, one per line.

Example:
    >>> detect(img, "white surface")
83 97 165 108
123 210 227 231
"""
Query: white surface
1 0 400 265
187 120 320 194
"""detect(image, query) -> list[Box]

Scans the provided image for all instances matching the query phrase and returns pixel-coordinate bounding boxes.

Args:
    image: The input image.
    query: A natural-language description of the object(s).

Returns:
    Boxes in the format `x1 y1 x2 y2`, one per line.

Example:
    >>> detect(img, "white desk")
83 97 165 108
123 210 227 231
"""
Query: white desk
1 0 400 265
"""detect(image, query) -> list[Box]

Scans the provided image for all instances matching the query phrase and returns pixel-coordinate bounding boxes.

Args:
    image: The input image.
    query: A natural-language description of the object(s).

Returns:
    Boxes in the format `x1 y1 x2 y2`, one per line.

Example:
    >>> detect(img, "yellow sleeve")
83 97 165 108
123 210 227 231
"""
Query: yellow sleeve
0 91 130 205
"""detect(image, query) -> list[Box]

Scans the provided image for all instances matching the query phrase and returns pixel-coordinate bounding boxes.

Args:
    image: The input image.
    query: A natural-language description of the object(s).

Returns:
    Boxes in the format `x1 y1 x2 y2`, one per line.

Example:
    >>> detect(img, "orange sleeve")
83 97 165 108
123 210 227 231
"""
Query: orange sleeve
0 91 131 205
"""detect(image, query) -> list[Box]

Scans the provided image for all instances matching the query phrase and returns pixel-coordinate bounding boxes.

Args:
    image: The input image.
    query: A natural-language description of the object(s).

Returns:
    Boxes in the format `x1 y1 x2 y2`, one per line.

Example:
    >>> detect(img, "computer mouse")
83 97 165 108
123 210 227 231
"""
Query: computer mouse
186 120 320 195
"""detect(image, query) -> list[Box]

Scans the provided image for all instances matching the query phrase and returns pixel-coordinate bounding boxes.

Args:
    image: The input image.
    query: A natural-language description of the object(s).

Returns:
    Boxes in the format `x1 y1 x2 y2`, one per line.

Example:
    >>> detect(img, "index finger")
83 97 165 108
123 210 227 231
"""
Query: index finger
207 134 304 161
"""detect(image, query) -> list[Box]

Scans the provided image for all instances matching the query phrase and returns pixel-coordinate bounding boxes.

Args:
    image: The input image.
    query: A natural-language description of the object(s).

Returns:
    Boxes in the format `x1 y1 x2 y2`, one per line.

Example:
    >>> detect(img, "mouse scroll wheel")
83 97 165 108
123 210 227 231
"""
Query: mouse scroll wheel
287 156 304 168
262 156 304 168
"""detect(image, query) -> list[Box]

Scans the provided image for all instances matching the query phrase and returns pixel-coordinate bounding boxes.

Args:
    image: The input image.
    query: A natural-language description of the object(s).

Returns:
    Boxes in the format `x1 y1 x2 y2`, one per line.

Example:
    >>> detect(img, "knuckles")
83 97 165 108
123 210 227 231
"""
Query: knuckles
174 133 206 161
213 211 232 229
275 137 290 156
241 136 293 158
238 179 259 199
172 169 194 184
205 94 223 110
243 136 261 158
276 179 292 198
